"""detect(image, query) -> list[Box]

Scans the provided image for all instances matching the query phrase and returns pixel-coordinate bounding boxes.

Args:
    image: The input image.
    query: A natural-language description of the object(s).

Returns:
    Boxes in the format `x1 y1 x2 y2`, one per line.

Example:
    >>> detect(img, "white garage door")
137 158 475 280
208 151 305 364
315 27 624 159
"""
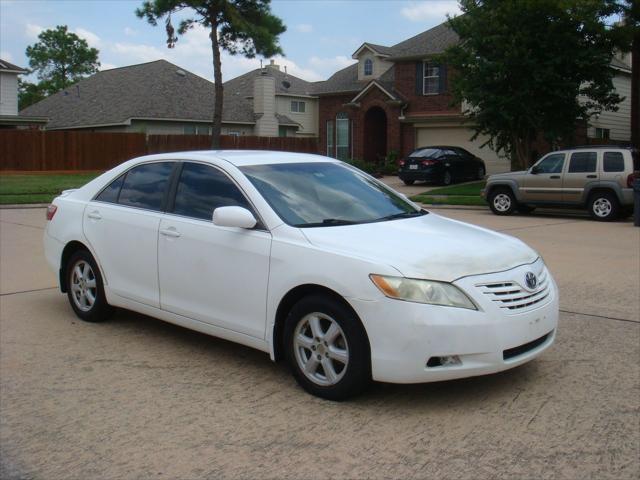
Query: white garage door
416 127 510 174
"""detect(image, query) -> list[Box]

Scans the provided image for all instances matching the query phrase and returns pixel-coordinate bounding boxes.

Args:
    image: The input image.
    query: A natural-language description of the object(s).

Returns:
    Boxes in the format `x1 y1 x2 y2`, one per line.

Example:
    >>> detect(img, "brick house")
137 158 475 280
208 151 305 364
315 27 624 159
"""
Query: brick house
314 22 634 174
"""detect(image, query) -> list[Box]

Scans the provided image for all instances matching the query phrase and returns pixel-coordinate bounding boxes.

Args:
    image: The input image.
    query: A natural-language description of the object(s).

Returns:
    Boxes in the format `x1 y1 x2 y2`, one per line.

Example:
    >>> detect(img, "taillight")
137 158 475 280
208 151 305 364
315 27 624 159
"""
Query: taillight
627 173 639 188
46 204 57 221
399 160 405 167
421 159 436 166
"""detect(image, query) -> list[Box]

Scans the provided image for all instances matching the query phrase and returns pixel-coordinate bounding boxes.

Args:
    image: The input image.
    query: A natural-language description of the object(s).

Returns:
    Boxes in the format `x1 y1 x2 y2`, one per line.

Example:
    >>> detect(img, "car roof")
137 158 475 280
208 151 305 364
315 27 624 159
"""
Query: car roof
132 150 336 167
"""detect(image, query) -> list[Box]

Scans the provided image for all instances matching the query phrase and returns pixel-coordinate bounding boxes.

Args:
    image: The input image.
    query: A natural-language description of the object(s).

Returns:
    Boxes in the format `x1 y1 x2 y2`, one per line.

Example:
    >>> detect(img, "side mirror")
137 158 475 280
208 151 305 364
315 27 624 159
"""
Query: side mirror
212 206 257 229
530 165 541 174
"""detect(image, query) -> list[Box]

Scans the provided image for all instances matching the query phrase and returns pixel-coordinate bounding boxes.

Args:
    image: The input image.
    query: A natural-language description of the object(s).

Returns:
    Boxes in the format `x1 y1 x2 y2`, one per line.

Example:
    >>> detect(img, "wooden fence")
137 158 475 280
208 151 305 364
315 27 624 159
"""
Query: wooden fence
0 131 319 171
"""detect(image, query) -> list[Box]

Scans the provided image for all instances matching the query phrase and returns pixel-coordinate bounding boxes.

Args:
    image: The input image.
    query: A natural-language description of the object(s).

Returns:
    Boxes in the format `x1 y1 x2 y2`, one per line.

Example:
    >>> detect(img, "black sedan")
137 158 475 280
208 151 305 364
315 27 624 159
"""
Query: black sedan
398 146 486 186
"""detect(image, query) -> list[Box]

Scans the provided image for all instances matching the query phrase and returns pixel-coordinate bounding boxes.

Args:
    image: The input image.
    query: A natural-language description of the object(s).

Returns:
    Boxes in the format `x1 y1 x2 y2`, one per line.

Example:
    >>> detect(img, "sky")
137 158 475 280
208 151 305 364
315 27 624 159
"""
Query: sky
0 0 461 83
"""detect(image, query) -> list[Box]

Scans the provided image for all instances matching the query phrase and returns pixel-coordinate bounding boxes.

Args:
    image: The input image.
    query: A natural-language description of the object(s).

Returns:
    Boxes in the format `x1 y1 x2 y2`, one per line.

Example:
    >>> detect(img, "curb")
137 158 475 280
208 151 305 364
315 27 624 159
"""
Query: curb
0 204 49 209
419 203 488 211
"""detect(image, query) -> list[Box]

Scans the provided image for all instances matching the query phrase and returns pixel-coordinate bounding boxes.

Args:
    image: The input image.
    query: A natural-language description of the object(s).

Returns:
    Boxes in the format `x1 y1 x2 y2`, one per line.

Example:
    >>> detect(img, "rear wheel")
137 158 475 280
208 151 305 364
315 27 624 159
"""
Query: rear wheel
488 188 516 215
402 179 415 186
588 191 619 221
284 294 371 400
66 250 113 322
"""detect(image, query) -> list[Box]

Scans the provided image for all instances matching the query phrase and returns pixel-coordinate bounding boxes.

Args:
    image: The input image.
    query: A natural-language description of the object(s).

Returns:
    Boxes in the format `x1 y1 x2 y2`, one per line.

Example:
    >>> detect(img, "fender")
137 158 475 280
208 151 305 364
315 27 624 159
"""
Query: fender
486 179 524 202
582 181 626 205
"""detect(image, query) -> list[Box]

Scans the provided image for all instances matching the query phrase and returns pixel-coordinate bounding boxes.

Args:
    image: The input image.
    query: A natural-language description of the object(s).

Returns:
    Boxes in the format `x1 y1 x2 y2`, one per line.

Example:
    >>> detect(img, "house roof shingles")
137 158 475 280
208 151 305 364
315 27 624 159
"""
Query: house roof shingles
0 59 28 73
20 60 314 130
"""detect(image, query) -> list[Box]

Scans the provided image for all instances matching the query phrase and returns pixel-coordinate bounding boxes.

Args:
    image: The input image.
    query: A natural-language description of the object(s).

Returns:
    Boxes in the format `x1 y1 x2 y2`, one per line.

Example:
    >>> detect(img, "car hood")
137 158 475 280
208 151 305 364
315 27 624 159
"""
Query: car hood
489 170 527 179
301 213 538 282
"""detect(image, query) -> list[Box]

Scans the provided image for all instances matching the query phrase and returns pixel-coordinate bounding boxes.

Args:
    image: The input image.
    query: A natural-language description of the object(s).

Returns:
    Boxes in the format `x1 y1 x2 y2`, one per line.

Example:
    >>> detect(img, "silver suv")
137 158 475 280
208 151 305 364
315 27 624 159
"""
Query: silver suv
483 146 639 221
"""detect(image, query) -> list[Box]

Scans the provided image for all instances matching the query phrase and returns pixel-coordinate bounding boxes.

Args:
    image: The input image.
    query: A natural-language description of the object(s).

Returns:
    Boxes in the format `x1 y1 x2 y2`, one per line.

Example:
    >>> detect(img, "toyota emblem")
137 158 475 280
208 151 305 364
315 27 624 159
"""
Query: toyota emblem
525 272 538 290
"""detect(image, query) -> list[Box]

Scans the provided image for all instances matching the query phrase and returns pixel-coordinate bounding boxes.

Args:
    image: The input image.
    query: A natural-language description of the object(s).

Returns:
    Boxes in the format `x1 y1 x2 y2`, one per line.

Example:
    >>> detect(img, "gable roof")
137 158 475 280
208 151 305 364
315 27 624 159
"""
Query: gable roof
0 59 28 74
352 42 393 58
20 60 314 130
387 22 459 60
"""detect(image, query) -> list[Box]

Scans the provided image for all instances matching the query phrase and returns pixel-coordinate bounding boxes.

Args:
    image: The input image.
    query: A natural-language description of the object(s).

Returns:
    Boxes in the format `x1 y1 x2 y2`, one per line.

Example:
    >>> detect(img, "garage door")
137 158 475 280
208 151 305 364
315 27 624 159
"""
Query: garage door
416 127 510 175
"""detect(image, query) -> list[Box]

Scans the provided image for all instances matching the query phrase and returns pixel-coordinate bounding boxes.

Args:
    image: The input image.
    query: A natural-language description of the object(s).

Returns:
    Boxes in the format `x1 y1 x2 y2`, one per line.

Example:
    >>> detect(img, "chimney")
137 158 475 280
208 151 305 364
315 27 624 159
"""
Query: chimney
253 71 278 136
267 59 280 71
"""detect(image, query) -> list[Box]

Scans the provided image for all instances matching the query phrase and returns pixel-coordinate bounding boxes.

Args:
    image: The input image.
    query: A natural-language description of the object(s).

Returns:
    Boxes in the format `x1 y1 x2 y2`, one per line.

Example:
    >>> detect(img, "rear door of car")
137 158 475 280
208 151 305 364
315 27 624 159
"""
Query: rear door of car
83 161 176 308
562 151 598 204
521 153 565 202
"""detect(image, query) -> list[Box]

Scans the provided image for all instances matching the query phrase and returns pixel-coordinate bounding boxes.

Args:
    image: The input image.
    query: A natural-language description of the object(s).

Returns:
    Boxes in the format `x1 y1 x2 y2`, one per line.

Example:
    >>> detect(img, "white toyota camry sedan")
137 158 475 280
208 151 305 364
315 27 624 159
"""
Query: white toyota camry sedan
44 151 558 400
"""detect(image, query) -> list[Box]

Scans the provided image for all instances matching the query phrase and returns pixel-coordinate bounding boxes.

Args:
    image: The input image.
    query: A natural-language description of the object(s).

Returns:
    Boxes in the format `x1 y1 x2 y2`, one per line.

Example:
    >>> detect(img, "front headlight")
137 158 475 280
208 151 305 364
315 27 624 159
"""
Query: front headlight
370 274 477 310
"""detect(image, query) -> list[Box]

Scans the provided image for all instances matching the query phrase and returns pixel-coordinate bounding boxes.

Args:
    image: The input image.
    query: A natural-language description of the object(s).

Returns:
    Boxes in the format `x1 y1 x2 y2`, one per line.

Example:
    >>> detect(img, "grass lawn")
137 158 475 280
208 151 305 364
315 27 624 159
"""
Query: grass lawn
410 181 487 206
0 173 100 205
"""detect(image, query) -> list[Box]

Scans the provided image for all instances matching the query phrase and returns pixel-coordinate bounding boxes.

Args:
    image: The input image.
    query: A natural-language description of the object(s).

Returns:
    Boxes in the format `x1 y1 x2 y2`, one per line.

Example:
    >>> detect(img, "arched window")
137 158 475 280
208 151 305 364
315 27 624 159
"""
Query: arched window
364 58 373 76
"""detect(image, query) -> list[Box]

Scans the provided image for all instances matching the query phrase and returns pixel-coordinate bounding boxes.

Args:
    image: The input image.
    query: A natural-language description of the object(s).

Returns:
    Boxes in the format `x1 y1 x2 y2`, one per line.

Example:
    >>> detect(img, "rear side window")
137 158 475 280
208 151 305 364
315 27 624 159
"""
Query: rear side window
171 163 251 221
95 174 124 203
118 162 174 211
535 153 565 173
568 152 597 173
603 152 625 172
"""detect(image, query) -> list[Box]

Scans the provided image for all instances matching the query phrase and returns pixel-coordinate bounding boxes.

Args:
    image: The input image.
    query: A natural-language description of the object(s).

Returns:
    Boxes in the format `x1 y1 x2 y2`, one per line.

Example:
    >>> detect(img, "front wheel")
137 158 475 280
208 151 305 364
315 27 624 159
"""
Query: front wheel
588 191 619 221
66 250 113 322
284 295 371 400
488 188 517 215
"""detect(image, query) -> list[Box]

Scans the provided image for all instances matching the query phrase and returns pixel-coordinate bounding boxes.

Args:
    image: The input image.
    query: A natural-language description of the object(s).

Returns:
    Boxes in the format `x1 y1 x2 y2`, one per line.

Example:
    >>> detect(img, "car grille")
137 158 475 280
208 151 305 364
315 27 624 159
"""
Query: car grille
476 268 550 312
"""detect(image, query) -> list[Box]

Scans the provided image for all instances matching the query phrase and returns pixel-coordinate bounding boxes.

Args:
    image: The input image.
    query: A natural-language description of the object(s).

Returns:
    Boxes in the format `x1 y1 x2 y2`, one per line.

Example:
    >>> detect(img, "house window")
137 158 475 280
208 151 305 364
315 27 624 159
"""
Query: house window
326 120 334 157
595 127 610 139
184 125 196 134
364 58 373 76
291 100 306 113
228 131 240 137
423 62 440 95
336 112 350 161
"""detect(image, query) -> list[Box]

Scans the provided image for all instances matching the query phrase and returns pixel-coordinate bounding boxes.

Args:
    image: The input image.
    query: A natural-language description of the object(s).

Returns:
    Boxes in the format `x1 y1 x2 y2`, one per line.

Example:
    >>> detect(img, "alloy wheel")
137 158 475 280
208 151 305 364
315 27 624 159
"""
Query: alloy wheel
592 198 612 218
293 312 349 386
493 193 512 212
70 260 97 312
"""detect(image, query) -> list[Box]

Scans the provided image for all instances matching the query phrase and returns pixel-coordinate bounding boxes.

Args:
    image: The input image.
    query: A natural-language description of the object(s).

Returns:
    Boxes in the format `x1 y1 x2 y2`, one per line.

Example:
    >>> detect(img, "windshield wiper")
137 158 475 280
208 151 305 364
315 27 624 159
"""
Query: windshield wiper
379 210 427 221
295 218 358 227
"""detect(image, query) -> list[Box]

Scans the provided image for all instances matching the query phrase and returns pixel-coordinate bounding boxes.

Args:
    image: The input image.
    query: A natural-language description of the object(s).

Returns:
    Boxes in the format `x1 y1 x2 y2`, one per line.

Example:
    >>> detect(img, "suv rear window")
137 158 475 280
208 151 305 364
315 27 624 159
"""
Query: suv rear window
568 152 597 173
603 152 625 172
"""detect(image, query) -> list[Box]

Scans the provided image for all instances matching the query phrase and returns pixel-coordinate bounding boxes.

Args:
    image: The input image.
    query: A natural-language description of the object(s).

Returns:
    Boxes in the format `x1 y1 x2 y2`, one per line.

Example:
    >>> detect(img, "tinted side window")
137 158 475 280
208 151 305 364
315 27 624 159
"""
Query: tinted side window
172 163 251 221
568 152 597 173
118 162 174 211
95 174 124 203
535 154 565 173
603 152 625 172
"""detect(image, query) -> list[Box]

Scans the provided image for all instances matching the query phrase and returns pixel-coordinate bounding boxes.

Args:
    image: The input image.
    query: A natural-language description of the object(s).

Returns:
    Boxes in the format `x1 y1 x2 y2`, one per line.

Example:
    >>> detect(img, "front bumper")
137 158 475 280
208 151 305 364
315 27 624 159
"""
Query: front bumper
349 258 558 383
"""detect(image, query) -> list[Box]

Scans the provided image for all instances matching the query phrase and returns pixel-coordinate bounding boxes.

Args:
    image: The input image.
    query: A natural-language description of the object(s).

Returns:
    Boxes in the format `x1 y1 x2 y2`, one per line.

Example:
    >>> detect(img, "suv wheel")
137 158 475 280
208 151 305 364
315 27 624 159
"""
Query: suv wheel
588 191 619 221
284 294 371 400
488 188 516 215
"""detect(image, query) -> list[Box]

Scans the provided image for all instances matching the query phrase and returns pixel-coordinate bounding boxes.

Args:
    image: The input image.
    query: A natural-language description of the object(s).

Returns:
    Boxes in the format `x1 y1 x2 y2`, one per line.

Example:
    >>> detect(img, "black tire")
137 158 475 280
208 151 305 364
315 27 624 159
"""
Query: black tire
488 188 517 215
476 165 486 180
402 179 415 186
441 170 453 186
65 250 114 322
284 294 371 401
588 191 620 221
517 204 536 214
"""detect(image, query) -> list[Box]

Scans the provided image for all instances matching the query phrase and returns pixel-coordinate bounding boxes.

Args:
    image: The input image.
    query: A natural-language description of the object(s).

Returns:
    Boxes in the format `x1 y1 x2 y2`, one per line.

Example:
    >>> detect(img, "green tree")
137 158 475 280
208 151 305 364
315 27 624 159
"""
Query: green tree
136 0 286 148
25 25 100 95
442 0 628 170
18 79 47 110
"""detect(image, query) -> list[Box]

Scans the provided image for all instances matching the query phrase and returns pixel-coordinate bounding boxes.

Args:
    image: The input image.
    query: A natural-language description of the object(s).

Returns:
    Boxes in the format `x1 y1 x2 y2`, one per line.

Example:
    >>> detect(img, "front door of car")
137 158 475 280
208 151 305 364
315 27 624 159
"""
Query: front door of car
562 151 598 204
521 153 565 202
157 162 271 339
83 161 176 308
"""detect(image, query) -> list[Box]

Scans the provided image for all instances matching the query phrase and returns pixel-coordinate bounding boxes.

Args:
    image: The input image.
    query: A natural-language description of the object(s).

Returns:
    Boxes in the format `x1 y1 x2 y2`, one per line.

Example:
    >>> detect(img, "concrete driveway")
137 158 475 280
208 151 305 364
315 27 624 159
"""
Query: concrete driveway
1 207 638 479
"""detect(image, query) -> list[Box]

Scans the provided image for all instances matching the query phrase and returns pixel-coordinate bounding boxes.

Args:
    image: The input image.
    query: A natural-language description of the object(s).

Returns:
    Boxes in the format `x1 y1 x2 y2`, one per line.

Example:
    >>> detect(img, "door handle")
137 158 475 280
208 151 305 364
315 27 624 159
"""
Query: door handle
550 175 561 179
87 211 102 220
160 228 181 238
586 175 597 178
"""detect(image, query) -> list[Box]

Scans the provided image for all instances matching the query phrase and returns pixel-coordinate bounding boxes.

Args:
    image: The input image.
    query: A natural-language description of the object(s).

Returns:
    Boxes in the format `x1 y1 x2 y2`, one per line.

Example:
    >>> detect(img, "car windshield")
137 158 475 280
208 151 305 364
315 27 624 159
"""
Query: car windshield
240 162 425 228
